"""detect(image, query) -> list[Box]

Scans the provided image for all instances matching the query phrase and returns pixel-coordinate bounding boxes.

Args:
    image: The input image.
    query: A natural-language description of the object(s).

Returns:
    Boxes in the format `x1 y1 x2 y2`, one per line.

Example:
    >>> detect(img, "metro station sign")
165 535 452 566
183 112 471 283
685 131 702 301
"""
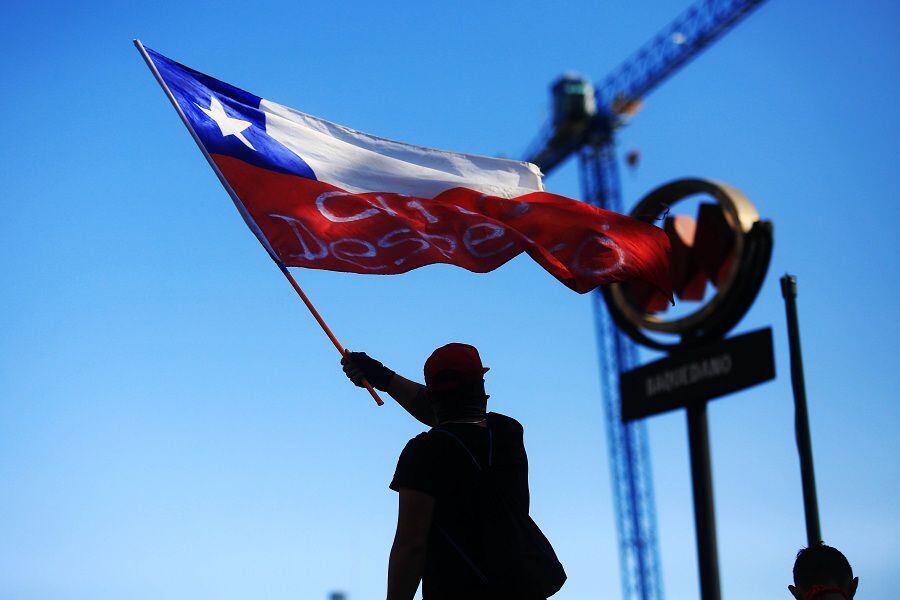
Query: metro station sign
620 328 776 421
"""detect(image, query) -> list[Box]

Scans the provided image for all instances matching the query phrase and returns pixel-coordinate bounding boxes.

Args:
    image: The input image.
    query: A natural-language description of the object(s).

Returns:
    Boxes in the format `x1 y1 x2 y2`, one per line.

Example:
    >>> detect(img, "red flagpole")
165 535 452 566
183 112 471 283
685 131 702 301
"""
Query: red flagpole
277 264 384 406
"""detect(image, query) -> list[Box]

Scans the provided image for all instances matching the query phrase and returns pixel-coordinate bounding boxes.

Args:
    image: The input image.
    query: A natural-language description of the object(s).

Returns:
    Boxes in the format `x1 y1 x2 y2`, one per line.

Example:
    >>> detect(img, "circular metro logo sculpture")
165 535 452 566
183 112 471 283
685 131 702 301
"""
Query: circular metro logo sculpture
604 178 773 350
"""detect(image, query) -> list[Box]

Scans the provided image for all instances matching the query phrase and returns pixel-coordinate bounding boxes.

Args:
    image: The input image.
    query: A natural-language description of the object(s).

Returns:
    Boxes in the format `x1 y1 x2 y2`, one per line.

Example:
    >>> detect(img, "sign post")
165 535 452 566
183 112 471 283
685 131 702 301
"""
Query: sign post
620 328 776 600
604 179 775 600
687 400 720 600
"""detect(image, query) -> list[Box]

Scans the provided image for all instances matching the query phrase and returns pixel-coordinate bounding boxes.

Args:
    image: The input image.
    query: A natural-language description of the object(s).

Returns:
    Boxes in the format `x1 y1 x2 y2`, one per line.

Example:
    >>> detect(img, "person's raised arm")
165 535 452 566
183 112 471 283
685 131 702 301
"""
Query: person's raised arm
341 352 436 427
386 373 436 426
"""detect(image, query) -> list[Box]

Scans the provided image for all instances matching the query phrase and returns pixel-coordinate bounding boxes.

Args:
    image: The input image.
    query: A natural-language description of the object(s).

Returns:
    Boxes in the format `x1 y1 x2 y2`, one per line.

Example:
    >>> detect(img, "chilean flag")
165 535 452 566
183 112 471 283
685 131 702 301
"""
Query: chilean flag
137 42 672 298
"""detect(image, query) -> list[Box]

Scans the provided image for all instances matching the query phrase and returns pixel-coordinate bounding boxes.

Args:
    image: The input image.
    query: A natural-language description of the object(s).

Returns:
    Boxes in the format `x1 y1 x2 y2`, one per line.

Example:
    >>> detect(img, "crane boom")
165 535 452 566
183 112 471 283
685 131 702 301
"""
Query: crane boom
525 0 769 176
597 0 767 106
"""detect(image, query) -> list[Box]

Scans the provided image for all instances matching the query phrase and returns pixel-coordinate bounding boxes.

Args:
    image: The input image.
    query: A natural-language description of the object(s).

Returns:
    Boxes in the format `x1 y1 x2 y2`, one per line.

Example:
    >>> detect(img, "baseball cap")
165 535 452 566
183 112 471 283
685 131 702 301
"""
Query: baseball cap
424 343 490 391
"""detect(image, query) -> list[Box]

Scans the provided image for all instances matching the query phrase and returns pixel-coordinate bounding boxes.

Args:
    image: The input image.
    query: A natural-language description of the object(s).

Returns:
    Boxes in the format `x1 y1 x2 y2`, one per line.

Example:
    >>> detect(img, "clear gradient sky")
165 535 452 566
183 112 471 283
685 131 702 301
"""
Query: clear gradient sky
1 1 898 598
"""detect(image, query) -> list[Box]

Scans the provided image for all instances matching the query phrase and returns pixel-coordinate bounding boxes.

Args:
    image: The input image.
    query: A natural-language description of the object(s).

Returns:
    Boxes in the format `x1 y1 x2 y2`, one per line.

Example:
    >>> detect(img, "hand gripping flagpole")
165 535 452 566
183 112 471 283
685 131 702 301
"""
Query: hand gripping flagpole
134 39 383 406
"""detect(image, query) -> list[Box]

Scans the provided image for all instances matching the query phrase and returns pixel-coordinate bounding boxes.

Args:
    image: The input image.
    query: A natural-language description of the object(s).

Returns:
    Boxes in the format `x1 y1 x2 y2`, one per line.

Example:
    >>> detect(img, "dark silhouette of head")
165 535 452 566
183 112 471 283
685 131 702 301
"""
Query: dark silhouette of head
424 343 490 423
789 542 857 600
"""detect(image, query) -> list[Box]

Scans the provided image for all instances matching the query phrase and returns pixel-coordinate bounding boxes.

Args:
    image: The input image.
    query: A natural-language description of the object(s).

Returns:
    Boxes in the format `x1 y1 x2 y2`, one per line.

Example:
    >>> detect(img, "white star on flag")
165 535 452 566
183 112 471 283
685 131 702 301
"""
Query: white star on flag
197 96 255 150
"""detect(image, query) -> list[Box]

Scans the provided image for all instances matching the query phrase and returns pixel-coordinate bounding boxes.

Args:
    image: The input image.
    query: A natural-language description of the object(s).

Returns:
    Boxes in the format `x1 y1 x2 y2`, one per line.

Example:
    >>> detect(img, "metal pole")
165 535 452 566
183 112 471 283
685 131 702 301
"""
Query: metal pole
780 274 822 546
687 401 721 600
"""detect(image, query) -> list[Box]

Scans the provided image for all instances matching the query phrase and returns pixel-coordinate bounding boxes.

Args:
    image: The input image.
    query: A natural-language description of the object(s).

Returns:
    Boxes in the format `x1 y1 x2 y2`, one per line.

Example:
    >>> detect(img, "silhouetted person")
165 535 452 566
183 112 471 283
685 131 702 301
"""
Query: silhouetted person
342 343 563 600
789 542 858 600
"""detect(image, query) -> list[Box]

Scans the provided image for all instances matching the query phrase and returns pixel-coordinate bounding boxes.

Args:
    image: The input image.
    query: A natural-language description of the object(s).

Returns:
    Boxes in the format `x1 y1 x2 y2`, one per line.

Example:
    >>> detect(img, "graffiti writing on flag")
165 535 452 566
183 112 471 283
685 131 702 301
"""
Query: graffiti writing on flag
216 154 665 293
269 190 527 270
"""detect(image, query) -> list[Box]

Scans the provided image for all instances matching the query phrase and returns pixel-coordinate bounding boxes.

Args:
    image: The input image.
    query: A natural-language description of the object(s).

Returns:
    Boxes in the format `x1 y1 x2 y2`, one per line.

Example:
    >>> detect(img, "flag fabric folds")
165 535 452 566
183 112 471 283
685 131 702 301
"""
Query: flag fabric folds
140 45 672 297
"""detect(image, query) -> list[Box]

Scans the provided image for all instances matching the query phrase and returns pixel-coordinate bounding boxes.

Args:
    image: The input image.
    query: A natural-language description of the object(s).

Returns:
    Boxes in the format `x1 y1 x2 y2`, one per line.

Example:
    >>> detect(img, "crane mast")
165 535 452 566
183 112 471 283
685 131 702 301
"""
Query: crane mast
581 141 665 600
523 1 770 598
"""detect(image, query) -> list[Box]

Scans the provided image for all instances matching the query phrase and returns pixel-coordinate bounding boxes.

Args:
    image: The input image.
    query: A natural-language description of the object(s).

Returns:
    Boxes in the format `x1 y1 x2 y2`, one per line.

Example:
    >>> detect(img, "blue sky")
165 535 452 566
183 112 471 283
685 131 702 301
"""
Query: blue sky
1 1 898 598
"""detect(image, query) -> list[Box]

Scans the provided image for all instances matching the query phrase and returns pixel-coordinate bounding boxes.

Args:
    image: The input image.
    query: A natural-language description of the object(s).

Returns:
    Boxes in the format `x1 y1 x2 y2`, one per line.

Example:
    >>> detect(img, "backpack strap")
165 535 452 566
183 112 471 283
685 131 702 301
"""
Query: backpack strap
431 426 493 469
435 527 489 584
430 426 495 585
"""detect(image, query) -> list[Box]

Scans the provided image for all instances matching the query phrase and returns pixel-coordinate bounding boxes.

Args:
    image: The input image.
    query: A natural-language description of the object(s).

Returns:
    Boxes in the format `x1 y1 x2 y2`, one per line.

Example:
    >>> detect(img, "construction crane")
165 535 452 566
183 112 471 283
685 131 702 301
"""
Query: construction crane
523 1 770 598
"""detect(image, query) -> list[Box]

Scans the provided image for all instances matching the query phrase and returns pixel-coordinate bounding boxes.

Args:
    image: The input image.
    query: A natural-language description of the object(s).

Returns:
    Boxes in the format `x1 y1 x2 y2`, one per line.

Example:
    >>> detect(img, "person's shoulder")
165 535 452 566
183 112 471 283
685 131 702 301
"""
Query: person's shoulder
395 432 442 472
401 429 446 456
403 431 434 450
488 412 524 432
391 431 444 495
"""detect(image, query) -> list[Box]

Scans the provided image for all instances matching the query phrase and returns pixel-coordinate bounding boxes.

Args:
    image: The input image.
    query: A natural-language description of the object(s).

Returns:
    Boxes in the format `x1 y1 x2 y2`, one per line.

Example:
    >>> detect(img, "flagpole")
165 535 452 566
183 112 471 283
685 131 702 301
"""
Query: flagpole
134 39 383 407
277 263 384 405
